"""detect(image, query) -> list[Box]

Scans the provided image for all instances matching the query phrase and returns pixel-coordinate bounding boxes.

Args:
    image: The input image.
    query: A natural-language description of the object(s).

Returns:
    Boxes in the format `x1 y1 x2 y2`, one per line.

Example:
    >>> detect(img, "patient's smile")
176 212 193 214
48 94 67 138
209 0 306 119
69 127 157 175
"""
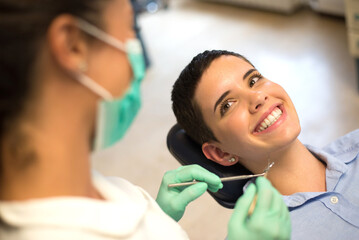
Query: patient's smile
254 105 286 134
258 108 282 131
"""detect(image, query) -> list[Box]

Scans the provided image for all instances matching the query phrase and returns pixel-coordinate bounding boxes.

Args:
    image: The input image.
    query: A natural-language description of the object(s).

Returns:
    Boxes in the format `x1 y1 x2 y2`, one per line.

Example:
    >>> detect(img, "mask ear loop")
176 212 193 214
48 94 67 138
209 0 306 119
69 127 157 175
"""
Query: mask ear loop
75 18 146 97
74 18 121 101
76 18 127 52
75 72 113 101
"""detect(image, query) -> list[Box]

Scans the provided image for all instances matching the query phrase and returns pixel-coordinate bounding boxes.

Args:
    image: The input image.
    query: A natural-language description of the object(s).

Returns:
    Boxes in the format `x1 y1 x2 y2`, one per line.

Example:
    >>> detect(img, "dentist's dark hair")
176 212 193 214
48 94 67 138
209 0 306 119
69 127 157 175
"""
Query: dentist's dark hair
0 0 111 170
171 50 254 145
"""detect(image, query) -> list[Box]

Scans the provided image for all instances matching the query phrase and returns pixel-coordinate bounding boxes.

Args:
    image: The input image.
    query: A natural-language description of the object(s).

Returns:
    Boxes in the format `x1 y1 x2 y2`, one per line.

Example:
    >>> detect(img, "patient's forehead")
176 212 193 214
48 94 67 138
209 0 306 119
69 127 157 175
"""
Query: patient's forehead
203 55 253 80
195 55 253 109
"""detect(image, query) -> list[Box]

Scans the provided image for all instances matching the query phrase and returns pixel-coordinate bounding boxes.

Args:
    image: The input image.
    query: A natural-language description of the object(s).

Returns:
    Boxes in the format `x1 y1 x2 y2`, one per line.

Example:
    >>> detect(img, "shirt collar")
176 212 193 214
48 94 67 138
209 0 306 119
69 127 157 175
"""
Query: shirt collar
283 144 349 207
307 144 350 192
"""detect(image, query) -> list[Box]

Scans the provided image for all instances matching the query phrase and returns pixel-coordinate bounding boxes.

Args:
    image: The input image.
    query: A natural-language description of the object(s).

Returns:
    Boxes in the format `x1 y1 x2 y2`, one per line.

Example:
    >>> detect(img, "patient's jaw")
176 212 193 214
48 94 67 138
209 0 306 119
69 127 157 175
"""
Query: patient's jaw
195 55 301 173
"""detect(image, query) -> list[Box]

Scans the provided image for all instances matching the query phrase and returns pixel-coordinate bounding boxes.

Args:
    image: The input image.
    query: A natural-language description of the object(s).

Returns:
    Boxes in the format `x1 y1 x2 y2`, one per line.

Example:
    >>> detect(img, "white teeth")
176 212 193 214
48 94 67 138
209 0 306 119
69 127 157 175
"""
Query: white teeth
267 114 275 122
272 110 280 118
257 107 282 132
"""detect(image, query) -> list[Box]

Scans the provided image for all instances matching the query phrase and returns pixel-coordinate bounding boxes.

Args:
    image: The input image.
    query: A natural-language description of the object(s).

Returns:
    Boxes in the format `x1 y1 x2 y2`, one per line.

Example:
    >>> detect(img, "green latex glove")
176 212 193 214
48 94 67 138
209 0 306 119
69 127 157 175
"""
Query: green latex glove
156 164 223 221
228 177 291 240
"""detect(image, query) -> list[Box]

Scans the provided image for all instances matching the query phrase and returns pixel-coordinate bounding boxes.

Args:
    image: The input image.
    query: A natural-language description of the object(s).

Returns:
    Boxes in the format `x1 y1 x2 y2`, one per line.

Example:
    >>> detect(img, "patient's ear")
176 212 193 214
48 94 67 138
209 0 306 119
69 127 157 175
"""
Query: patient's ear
202 142 238 166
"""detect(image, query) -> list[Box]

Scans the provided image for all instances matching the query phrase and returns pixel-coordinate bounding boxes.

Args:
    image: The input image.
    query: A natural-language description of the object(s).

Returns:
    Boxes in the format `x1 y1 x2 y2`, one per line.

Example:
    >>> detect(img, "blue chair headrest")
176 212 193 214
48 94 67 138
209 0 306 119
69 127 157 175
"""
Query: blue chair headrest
166 123 252 209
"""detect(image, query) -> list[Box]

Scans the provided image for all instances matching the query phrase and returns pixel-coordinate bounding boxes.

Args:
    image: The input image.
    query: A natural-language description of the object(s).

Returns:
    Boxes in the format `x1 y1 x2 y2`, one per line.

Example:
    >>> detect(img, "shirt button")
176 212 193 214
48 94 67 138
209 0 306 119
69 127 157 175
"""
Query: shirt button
330 196 339 204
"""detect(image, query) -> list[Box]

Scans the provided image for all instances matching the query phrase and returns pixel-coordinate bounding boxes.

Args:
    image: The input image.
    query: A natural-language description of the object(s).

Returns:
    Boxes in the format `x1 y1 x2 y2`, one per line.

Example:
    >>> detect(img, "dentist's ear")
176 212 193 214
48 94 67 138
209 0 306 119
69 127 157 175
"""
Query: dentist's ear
47 14 89 72
202 142 238 166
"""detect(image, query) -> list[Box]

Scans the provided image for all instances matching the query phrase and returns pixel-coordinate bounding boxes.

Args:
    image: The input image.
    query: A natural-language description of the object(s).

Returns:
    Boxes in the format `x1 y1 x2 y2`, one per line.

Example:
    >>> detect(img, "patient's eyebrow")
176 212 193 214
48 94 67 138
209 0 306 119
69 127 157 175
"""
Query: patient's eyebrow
214 90 230 113
213 69 257 113
243 68 257 80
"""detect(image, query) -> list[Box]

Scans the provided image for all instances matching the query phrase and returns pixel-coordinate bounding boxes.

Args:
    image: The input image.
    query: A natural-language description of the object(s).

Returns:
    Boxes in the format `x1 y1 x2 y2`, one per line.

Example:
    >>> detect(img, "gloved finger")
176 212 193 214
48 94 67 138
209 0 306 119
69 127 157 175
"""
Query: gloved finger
267 184 283 212
263 183 284 235
274 201 291 240
174 182 208 208
229 183 257 225
256 178 291 239
175 165 222 190
253 177 274 215
278 198 291 227
279 209 291 238
280 193 291 221
176 165 220 183
161 168 180 185
207 182 223 192
261 179 288 219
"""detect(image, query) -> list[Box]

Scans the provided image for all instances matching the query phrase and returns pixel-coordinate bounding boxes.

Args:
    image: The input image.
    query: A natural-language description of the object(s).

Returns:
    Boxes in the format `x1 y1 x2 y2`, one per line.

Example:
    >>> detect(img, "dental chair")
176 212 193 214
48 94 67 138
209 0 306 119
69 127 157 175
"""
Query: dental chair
166 123 253 209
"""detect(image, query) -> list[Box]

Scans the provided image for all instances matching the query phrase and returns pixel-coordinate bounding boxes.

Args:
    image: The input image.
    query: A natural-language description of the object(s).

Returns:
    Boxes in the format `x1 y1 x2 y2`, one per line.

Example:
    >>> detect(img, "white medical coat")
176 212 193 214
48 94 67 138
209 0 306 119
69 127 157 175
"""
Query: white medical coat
0 171 189 240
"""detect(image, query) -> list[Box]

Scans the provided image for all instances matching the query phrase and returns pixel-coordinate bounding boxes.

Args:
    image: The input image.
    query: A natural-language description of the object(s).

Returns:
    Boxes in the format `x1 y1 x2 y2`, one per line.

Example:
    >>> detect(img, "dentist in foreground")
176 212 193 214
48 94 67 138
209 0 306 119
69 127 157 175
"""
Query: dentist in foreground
0 0 290 239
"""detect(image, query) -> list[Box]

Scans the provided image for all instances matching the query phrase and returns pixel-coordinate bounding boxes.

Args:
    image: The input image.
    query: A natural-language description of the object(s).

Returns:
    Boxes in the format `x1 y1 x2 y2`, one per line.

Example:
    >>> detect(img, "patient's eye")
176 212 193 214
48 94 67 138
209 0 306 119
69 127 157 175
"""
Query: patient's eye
249 73 262 87
220 100 235 116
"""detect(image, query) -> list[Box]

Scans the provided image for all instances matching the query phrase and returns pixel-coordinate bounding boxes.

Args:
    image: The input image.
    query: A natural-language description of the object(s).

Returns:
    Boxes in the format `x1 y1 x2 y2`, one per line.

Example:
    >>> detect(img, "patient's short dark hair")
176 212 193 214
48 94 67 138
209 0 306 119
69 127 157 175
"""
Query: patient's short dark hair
171 50 253 145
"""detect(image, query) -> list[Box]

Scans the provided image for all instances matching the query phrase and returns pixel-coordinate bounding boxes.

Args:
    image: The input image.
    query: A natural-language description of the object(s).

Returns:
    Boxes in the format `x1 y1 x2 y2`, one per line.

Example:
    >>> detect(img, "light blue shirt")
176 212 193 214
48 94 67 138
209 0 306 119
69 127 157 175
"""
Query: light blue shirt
283 129 359 240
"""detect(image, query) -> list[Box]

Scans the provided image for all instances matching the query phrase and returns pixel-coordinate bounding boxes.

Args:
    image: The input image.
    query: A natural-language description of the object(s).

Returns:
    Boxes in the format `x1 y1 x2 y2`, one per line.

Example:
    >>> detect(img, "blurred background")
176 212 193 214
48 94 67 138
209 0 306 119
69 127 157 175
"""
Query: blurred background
92 0 359 239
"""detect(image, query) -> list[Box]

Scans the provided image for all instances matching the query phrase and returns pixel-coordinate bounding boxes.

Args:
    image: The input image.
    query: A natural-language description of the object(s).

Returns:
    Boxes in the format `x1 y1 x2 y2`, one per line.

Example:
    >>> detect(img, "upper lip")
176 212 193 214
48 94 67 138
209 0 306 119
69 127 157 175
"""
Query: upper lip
253 103 282 133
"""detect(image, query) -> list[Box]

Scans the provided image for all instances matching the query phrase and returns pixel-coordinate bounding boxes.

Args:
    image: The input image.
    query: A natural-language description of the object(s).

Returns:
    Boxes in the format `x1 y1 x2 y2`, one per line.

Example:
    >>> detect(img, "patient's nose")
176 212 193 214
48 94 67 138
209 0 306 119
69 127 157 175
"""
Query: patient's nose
249 91 268 113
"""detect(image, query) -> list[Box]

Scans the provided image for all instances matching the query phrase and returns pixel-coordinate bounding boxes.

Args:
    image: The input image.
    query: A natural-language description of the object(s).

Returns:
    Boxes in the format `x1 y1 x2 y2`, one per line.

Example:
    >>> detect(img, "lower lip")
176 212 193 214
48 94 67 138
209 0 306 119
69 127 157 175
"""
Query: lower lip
253 106 287 135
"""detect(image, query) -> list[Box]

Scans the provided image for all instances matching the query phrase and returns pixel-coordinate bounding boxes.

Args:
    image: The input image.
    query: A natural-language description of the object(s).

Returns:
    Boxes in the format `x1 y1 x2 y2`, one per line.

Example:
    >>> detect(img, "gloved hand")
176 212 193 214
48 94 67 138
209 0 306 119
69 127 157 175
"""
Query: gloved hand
156 164 223 221
228 177 291 240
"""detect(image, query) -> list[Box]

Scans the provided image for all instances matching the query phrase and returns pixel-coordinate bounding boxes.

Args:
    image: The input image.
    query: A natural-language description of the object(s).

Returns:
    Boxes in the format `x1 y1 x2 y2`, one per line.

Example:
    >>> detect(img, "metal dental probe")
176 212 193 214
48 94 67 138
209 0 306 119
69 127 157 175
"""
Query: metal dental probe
167 162 275 188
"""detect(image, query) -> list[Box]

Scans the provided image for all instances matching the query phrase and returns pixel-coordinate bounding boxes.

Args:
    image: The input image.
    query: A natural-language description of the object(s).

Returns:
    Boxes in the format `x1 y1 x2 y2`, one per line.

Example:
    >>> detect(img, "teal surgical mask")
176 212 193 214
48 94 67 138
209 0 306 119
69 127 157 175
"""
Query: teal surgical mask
76 19 146 150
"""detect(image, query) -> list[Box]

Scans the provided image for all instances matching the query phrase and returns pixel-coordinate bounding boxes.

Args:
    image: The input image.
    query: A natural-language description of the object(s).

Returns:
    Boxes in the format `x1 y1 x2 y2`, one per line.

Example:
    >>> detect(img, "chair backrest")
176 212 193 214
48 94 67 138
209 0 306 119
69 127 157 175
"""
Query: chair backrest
166 123 252 209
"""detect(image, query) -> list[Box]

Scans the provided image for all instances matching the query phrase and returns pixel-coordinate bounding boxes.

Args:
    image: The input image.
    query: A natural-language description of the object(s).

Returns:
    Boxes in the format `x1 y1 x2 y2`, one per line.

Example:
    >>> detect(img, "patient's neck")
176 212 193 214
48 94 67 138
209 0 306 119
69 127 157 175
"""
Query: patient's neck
265 139 326 195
